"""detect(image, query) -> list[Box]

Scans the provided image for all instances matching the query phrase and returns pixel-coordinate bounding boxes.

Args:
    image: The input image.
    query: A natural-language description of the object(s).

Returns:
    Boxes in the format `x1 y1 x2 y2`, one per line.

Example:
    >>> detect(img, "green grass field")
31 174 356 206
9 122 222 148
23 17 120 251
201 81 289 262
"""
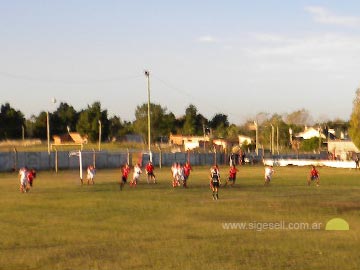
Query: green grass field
0 166 359 270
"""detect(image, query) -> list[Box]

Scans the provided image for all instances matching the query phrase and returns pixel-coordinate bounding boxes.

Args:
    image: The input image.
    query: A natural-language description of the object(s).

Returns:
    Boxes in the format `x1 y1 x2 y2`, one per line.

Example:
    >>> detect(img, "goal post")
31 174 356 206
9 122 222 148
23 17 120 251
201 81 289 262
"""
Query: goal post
69 150 83 183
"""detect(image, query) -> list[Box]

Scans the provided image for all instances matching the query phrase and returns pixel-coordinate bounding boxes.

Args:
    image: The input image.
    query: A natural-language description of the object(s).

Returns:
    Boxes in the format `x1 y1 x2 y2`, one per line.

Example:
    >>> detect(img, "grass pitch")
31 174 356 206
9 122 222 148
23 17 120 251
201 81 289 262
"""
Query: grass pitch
0 166 359 270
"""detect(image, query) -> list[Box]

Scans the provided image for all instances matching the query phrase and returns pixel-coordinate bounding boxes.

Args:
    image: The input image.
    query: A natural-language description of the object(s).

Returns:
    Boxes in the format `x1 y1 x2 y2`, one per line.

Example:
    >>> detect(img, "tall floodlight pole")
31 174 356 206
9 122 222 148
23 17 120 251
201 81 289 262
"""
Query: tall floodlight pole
47 111 50 154
318 126 321 152
47 98 57 155
98 120 102 151
271 124 275 155
276 125 279 155
203 123 206 152
254 121 258 156
145 70 152 162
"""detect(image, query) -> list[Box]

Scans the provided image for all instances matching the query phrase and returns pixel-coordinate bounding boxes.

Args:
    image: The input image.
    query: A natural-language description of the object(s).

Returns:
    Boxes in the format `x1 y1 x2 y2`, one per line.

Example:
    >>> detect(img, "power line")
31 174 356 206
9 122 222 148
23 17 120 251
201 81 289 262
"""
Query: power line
152 73 244 121
0 71 142 84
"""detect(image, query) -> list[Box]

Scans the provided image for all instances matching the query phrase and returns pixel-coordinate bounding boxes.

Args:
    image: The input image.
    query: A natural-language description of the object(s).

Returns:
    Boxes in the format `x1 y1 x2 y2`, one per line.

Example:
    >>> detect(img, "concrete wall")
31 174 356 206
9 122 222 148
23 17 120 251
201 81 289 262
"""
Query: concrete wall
0 151 130 172
141 152 226 167
0 151 227 172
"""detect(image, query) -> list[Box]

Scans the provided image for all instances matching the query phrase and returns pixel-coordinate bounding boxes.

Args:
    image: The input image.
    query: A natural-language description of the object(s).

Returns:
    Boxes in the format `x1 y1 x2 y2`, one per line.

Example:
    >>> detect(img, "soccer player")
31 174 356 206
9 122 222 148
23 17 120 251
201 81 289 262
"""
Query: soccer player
308 165 320 186
120 163 131 190
19 166 29 193
224 165 239 187
27 168 36 187
145 161 156 184
171 162 179 187
86 165 96 185
183 161 192 188
209 165 221 200
130 163 142 187
355 156 359 170
177 163 186 188
264 165 274 185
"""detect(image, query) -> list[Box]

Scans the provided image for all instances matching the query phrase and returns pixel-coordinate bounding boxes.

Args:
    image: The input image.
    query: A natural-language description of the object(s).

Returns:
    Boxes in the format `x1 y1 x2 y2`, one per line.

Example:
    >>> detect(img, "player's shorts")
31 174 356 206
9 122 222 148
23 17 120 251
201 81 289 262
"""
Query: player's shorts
228 176 236 182
147 172 155 177
122 176 127 183
20 177 27 185
310 176 319 181
265 176 271 182
211 181 219 188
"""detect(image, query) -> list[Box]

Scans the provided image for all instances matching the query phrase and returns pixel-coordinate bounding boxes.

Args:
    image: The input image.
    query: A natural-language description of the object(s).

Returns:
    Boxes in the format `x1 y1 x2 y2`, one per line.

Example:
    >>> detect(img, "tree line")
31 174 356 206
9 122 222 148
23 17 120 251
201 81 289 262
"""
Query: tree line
0 100 353 151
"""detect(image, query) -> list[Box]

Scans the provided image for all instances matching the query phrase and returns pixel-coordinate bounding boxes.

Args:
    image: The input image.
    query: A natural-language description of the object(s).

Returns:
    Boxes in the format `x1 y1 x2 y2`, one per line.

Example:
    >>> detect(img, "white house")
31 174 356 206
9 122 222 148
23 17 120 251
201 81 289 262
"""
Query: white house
238 135 252 146
184 141 200 151
328 140 359 160
295 127 326 140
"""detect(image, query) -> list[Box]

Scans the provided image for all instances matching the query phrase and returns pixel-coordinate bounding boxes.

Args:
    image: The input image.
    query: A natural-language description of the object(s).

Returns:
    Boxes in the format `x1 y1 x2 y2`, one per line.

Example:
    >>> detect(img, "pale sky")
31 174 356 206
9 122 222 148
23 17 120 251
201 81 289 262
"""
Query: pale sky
1 0 360 124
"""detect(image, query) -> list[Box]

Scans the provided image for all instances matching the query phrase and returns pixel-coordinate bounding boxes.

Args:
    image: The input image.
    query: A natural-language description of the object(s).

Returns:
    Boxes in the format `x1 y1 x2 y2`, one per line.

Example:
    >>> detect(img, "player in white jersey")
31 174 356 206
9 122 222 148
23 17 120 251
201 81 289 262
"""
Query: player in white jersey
171 163 179 187
19 167 29 193
264 165 274 185
130 163 142 187
86 165 96 185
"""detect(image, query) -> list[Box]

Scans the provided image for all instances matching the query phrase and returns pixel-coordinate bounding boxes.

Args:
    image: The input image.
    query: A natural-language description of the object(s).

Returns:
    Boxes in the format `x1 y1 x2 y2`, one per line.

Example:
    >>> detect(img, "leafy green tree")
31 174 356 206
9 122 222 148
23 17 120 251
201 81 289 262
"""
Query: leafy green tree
108 116 124 139
210 113 229 138
349 88 360 148
0 103 25 139
24 117 36 138
284 109 312 126
210 113 229 129
52 102 79 135
226 124 240 143
181 104 208 136
31 111 47 139
183 104 197 135
29 103 79 140
121 120 134 136
133 103 175 142
77 102 109 142
301 137 320 152
267 114 292 150
250 113 293 151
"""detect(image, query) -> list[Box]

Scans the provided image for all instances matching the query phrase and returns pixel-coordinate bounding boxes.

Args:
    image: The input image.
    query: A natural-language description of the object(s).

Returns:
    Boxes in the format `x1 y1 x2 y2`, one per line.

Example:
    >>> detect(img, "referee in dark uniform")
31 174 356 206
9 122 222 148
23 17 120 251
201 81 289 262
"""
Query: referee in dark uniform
210 165 221 200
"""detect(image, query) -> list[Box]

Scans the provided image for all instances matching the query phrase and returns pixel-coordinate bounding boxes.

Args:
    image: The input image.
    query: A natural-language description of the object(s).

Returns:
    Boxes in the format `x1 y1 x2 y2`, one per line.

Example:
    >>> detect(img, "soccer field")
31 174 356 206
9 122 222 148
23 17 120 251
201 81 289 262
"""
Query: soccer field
0 166 359 270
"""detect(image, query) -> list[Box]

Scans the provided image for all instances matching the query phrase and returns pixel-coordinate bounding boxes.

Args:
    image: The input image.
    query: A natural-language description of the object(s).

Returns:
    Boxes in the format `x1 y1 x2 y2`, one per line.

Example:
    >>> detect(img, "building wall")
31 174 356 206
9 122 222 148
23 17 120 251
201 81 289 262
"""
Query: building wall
327 141 359 160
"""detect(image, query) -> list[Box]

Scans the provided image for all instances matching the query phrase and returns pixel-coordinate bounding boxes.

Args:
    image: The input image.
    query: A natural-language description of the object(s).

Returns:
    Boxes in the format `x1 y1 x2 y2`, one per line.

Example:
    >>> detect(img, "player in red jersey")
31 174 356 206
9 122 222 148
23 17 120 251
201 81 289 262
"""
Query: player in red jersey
27 168 37 187
224 165 239 187
308 165 320 186
145 161 156 184
183 161 192 188
120 163 131 190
